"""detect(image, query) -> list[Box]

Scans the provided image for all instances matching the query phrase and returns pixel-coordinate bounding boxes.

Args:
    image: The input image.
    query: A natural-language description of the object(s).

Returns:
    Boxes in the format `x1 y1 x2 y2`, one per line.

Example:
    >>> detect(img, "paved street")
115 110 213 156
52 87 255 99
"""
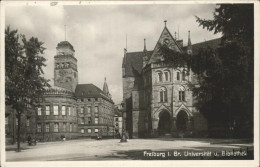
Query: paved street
6 138 253 161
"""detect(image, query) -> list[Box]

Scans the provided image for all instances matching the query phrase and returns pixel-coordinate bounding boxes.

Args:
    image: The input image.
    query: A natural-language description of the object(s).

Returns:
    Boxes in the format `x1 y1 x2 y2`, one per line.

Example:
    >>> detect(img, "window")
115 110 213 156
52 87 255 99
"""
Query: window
73 107 76 116
37 123 42 132
69 123 72 132
62 106 66 115
63 123 66 132
87 106 91 114
95 118 98 124
46 106 50 115
81 118 84 124
88 129 92 133
5 117 8 125
88 117 92 124
46 123 50 132
95 129 99 133
16 118 18 126
157 72 163 82
94 106 98 114
54 123 59 132
159 87 167 102
164 71 170 81
88 99 91 101
182 71 186 81
68 107 71 115
80 107 84 114
54 106 59 115
56 63 59 68
177 71 180 81
38 107 42 115
179 91 185 101
26 118 30 126
81 128 85 134
115 118 118 121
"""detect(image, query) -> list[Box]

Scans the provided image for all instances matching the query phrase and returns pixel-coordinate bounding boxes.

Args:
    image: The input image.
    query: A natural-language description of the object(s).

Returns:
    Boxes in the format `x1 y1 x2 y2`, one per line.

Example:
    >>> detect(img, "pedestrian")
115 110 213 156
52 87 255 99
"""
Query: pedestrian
27 135 32 145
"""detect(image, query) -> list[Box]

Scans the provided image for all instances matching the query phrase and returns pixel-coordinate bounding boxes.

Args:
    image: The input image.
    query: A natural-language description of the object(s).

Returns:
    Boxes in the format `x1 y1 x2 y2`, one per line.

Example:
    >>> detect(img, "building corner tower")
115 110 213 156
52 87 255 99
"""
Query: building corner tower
54 41 78 92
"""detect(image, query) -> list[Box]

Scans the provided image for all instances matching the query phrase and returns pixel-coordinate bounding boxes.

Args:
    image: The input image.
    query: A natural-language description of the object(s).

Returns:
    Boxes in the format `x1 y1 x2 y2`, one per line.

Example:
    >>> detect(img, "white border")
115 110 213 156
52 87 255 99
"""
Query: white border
1 1 259 167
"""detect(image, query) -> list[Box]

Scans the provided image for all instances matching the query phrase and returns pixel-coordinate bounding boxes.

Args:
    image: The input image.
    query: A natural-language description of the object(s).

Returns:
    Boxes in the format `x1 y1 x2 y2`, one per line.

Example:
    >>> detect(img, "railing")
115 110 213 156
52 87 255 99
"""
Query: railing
44 88 74 96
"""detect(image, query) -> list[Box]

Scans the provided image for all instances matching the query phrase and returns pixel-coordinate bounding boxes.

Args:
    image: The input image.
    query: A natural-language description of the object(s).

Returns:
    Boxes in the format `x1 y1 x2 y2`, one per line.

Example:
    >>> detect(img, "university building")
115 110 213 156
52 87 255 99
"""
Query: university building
5 40 114 143
122 21 220 138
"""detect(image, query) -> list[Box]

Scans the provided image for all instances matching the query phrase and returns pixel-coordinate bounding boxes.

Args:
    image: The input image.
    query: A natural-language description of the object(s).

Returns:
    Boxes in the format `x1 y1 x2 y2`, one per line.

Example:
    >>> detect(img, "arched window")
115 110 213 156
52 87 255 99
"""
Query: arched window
164 71 170 82
157 71 163 82
179 86 185 101
182 70 186 81
159 87 167 102
177 71 180 81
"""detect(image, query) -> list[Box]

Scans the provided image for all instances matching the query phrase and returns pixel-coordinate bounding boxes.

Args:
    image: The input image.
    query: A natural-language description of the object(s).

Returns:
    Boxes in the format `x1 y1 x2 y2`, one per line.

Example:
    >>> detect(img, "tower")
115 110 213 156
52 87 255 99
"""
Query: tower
103 77 111 98
54 41 78 91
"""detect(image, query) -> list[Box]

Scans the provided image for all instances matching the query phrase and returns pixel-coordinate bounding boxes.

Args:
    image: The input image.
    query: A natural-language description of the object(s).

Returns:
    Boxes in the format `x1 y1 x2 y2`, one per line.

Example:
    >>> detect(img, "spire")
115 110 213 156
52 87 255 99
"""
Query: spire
143 38 147 52
187 30 192 54
103 77 109 95
65 24 67 41
126 33 128 51
164 20 167 27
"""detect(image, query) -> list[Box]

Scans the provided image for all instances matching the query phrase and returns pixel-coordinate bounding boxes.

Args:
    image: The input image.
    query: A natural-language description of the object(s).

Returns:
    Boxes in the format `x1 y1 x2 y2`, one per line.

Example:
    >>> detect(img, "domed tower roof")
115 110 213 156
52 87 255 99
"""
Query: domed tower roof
56 40 75 56
56 41 75 52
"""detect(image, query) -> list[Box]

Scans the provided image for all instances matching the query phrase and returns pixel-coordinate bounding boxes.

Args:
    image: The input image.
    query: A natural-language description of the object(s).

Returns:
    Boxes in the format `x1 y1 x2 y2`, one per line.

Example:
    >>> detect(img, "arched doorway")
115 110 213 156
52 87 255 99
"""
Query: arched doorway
158 110 171 135
176 110 188 133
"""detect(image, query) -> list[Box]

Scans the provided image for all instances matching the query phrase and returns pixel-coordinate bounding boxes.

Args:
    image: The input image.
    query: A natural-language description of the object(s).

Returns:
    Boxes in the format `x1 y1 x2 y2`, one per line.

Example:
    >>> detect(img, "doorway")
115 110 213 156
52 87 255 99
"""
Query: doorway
176 110 188 133
158 111 171 135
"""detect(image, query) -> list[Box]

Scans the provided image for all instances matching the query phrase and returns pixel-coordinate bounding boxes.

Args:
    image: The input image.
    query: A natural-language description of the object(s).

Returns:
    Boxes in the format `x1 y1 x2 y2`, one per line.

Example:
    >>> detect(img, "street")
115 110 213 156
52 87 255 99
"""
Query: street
6 138 253 161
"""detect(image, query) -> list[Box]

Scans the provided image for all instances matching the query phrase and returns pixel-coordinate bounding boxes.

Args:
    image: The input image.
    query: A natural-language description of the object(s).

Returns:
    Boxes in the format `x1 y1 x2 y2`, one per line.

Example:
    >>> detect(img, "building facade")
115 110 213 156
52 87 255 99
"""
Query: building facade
122 22 220 138
114 106 123 138
5 40 114 143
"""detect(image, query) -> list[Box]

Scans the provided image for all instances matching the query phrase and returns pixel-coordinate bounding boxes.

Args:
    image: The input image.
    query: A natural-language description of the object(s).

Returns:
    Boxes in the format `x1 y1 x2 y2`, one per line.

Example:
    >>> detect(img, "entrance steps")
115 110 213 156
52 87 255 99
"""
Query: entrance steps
158 133 172 138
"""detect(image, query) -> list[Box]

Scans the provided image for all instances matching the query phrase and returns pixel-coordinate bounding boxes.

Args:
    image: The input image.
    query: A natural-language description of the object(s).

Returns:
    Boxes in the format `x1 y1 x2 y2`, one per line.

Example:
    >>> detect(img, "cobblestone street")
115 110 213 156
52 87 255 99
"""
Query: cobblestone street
6 138 253 161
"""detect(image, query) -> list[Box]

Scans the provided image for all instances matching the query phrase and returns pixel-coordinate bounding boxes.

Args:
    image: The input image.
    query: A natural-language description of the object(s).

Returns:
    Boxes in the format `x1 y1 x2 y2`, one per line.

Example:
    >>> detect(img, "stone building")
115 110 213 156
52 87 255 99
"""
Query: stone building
122 22 220 138
114 106 123 138
5 40 114 142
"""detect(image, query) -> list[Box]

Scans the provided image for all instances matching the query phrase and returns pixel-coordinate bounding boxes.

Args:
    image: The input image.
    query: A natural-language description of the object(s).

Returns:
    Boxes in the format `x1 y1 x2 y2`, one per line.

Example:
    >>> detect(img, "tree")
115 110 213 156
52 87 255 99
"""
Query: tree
194 4 254 138
5 26 50 151
160 4 254 138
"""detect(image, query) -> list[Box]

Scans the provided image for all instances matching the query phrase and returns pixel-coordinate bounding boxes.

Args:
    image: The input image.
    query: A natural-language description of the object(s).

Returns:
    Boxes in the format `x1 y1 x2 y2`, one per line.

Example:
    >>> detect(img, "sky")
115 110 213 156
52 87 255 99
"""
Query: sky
5 3 221 104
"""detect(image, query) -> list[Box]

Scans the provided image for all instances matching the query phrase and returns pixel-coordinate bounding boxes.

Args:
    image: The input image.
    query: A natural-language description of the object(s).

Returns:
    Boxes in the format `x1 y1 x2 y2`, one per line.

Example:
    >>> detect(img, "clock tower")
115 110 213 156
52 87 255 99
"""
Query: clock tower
54 41 78 92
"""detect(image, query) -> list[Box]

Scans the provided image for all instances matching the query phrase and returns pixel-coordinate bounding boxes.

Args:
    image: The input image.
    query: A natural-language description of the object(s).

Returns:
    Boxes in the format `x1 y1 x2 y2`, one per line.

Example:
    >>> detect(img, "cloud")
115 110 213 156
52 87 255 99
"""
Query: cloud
5 3 221 104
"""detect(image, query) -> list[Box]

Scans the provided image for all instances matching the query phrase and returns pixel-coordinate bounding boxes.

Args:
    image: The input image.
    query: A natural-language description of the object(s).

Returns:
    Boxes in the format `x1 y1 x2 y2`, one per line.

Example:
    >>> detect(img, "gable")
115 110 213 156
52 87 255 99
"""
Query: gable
148 27 183 64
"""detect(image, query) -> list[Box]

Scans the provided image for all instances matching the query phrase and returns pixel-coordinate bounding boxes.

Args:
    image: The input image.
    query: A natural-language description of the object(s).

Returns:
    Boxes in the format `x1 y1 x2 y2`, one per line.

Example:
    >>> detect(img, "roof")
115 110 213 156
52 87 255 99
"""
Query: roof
114 107 123 117
57 41 75 52
184 38 221 55
148 26 183 64
123 51 153 77
123 38 221 77
75 84 113 102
